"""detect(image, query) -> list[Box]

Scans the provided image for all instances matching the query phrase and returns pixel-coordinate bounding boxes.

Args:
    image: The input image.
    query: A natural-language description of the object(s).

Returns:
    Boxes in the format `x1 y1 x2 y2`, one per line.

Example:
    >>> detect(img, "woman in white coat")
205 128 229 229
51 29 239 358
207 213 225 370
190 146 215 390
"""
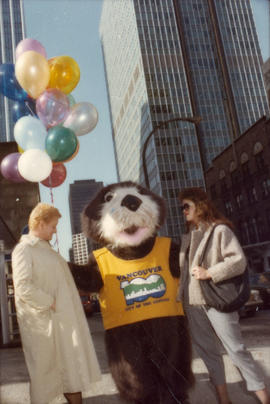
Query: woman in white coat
177 187 270 404
12 203 101 404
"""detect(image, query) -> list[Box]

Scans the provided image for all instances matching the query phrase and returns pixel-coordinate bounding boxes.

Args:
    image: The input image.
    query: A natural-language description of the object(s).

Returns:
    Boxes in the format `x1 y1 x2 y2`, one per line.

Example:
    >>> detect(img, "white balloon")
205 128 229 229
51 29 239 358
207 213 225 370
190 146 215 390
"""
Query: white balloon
63 102 98 136
18 149 52 182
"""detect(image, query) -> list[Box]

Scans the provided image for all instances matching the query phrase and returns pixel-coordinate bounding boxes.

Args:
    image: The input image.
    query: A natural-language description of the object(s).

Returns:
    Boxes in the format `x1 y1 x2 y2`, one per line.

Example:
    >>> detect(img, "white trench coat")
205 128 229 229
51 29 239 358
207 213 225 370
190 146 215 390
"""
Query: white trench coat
12 234 101 404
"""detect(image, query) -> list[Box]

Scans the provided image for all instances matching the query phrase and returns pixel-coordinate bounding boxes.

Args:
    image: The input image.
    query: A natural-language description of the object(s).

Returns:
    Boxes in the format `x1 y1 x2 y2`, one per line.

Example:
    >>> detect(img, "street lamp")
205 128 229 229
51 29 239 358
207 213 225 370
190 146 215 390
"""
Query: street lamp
142 116 202 188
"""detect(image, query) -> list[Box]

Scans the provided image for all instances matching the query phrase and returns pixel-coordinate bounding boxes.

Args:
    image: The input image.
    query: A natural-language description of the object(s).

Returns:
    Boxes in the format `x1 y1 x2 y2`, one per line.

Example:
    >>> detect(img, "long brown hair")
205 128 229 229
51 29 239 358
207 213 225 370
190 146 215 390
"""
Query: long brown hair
179 187 234 231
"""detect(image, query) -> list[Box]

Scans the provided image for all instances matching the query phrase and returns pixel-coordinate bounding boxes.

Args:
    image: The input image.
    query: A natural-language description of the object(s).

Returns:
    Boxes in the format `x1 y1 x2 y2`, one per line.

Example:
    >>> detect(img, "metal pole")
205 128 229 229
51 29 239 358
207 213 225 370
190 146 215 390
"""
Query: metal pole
142 116 202 188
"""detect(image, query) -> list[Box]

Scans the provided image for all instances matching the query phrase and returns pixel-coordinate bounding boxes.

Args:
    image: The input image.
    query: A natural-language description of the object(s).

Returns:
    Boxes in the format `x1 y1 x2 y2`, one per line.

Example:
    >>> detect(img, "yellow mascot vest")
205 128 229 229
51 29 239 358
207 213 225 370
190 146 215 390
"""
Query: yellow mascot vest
93 237 184 330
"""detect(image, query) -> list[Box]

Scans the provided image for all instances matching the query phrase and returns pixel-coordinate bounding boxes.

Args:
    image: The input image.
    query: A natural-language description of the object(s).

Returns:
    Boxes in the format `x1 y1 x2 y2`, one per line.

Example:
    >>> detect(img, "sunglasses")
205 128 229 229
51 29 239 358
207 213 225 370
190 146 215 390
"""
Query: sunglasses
180 203 191 212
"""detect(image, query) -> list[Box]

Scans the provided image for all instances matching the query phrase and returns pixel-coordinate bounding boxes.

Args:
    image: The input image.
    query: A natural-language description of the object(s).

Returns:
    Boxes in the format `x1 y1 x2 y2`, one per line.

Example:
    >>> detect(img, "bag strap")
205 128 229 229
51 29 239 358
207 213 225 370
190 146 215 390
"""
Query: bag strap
198 224 218 266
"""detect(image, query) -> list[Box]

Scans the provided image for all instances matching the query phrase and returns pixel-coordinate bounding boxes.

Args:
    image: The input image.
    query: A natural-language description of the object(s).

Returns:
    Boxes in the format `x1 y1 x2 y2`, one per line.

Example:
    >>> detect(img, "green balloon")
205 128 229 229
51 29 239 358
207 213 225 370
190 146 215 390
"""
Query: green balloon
45 126 77 162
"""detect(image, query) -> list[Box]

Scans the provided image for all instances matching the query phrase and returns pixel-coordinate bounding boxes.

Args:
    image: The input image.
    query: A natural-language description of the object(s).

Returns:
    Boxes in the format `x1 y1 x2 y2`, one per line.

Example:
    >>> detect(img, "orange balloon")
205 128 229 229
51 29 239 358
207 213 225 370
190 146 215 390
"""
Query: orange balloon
15 51 50 99
54 139 80 164
48 56 80 94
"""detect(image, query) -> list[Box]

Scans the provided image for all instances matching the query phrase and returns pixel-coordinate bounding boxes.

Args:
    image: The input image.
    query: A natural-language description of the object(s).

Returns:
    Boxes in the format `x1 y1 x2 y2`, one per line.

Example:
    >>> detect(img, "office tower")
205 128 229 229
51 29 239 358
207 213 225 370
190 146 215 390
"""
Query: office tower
72 233 89 265
69 179 103 235
100 0 269 239
0 0 25 142
69 179 103 262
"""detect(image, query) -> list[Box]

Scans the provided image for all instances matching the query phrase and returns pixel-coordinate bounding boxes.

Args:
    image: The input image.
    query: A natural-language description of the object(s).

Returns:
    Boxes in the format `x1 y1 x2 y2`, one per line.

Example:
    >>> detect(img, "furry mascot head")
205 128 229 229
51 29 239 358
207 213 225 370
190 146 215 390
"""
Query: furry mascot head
73 181 193 404
82 180 166 250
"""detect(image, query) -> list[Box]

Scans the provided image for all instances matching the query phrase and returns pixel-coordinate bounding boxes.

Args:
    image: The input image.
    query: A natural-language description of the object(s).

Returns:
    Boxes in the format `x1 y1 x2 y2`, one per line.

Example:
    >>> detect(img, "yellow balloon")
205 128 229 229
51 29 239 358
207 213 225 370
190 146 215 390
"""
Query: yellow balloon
15 51 50 99
17 145 24 153
48 56 80 94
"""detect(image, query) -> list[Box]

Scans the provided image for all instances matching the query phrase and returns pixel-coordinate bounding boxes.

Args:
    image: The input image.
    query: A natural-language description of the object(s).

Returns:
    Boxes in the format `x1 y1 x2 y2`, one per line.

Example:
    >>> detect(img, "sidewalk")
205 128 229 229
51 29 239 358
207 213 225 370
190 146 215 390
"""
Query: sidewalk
1 311 270 404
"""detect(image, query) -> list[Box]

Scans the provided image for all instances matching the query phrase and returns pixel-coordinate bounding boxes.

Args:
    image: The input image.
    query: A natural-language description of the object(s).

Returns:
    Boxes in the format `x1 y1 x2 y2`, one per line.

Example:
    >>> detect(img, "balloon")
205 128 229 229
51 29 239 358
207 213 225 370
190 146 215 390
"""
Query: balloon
0 63 28 101
0 153 26 182
63 102 98 136
36 88 70 128
48 56 80 94
16 38 47 61
18 149 52 182
14 116 47 150
12 98 37 123
15 50 50 99
60 139 80 163
17 145 24 153
45 126 78 162
41 163 66 188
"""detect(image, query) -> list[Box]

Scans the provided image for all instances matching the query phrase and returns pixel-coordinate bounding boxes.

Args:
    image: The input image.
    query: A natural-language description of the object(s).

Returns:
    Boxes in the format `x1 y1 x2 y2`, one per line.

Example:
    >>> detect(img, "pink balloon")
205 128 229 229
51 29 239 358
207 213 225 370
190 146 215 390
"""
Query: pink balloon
16 38 47 61
36 89 70 128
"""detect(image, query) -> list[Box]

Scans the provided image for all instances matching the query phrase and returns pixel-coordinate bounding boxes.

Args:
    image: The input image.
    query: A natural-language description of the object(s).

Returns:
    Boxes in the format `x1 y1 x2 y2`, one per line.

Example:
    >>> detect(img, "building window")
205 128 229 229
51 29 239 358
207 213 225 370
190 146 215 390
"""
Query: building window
262 179 270 197
246 187 258 204
247 217 258 244
255 152 265 172
210 184 217 199
231 170 240 187
224 200 233 216
241 162 250 182
235 193 244 209
220 178 227 194
239 220 249 245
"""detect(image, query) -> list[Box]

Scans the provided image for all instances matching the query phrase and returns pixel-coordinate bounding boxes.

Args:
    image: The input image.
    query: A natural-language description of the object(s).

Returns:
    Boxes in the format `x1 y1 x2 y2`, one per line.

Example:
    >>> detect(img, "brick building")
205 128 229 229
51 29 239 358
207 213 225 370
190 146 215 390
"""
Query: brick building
205 116 270 273
263 57 270 106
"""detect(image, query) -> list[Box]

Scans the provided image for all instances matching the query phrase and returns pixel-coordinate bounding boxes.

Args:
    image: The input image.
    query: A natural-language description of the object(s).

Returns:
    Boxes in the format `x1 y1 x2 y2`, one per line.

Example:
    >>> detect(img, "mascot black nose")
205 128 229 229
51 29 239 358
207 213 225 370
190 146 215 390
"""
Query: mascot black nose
121 194 142 211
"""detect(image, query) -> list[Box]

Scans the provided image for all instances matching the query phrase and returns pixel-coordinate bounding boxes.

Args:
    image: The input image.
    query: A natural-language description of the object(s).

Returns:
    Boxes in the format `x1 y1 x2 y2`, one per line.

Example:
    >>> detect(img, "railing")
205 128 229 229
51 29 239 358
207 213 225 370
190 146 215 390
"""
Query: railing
0 250 20 346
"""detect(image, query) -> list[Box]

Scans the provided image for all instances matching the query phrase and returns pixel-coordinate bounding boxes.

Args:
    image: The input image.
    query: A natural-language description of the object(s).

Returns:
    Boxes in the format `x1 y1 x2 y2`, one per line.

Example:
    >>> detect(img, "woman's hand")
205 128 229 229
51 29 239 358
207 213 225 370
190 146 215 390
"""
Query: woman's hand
191 266 211 280
50 299 56 311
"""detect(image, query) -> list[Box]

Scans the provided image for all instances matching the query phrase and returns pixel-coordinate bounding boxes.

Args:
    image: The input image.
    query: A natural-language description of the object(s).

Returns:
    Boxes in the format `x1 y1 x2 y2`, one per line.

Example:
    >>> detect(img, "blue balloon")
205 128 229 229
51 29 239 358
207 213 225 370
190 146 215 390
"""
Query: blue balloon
12 99 37 123
14 116 47 150
0 63 28 101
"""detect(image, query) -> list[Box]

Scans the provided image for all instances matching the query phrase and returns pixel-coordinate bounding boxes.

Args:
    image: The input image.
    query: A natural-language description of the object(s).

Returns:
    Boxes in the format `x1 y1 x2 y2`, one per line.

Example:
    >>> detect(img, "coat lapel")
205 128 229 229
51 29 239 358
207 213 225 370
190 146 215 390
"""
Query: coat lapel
189 223 215 270
179 233 190 271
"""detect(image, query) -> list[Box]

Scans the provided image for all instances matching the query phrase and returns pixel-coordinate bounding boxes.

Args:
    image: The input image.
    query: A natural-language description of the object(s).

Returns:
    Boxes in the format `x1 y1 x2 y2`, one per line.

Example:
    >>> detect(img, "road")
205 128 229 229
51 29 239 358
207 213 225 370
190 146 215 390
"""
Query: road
0 309 269 404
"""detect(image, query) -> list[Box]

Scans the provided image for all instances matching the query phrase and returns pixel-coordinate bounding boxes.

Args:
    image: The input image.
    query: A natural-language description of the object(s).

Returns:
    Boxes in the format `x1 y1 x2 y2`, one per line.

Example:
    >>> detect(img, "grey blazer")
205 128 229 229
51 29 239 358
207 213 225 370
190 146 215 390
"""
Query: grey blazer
177 223 247 306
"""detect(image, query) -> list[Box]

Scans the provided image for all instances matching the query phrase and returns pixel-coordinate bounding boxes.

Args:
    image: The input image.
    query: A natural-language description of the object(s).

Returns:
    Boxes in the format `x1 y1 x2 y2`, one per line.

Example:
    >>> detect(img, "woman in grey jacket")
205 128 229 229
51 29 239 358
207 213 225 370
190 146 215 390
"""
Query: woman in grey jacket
178 187 270 404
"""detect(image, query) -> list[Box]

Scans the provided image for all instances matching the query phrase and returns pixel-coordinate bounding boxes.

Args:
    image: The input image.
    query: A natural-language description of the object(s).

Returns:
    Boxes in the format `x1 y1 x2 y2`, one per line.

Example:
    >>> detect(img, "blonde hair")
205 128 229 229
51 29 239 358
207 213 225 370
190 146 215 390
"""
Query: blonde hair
28 203 61 231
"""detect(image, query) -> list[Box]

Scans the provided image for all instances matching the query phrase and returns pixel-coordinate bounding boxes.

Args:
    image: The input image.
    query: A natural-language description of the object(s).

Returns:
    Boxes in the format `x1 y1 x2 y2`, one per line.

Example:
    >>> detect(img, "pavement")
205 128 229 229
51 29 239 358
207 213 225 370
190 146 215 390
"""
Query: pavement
0 310 270 404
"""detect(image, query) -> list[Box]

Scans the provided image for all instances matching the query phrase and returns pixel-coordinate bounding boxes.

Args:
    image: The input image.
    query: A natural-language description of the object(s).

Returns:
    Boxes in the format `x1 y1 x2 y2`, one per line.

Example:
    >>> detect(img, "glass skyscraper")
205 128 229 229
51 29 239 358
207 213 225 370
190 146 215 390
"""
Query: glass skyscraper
100 0 269 239
0 0 25 142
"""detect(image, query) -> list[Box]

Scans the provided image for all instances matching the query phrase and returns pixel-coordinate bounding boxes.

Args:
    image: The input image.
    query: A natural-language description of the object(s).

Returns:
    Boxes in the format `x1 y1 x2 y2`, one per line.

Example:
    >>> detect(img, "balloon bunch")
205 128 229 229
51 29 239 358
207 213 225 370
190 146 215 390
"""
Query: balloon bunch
0 38 98 188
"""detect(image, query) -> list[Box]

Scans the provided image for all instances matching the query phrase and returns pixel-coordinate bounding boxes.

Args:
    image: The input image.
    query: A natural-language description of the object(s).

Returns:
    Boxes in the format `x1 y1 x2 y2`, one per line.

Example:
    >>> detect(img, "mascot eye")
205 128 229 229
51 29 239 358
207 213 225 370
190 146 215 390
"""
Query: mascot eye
104 192 114 202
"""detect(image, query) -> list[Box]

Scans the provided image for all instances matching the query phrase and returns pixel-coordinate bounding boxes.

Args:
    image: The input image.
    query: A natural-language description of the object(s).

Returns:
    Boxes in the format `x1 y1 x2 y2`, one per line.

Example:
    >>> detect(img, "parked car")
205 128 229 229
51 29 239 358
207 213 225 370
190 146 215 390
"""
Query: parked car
79 291 100 317
79 291 94 317
238 288 263 318
249 272 270 309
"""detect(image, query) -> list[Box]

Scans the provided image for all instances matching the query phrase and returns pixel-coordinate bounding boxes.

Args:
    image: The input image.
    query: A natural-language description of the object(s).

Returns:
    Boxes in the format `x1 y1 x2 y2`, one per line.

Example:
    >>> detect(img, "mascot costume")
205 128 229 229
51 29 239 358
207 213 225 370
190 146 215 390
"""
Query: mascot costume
71 181 194 404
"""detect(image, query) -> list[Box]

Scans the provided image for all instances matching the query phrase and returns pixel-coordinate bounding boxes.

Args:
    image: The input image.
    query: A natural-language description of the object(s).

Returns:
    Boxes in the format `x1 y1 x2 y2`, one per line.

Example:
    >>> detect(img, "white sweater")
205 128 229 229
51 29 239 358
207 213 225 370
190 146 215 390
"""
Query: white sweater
177 223 247 306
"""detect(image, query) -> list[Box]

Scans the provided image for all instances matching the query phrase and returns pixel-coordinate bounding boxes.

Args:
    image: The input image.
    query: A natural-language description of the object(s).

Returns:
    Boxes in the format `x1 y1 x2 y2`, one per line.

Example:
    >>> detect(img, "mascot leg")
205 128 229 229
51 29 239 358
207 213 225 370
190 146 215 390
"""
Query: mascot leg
147 316 194 404
105 317 193 404
105 325 161 403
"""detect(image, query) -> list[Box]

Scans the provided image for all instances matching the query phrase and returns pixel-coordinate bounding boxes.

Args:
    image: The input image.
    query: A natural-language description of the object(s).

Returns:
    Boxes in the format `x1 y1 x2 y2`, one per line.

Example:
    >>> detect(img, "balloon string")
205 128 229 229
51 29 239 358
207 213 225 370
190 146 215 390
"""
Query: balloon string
49 176 60 253
25 101 35 116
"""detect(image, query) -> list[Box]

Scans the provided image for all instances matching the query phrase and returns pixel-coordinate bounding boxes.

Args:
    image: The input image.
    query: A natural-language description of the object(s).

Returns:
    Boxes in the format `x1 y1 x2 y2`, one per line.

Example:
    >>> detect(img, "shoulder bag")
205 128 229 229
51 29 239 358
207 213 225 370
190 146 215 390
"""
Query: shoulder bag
198 225 250 313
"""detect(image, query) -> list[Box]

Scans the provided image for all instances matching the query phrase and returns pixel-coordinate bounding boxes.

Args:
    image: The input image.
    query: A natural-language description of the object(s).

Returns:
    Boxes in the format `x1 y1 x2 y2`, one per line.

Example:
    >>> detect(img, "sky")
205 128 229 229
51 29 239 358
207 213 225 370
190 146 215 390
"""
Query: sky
23 0 270 260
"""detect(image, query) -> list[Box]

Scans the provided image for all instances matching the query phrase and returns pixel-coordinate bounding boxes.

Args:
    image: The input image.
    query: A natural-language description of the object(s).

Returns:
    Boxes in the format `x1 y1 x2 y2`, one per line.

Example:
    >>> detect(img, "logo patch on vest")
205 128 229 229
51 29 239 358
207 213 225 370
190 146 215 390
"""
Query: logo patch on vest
120 274 166 305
